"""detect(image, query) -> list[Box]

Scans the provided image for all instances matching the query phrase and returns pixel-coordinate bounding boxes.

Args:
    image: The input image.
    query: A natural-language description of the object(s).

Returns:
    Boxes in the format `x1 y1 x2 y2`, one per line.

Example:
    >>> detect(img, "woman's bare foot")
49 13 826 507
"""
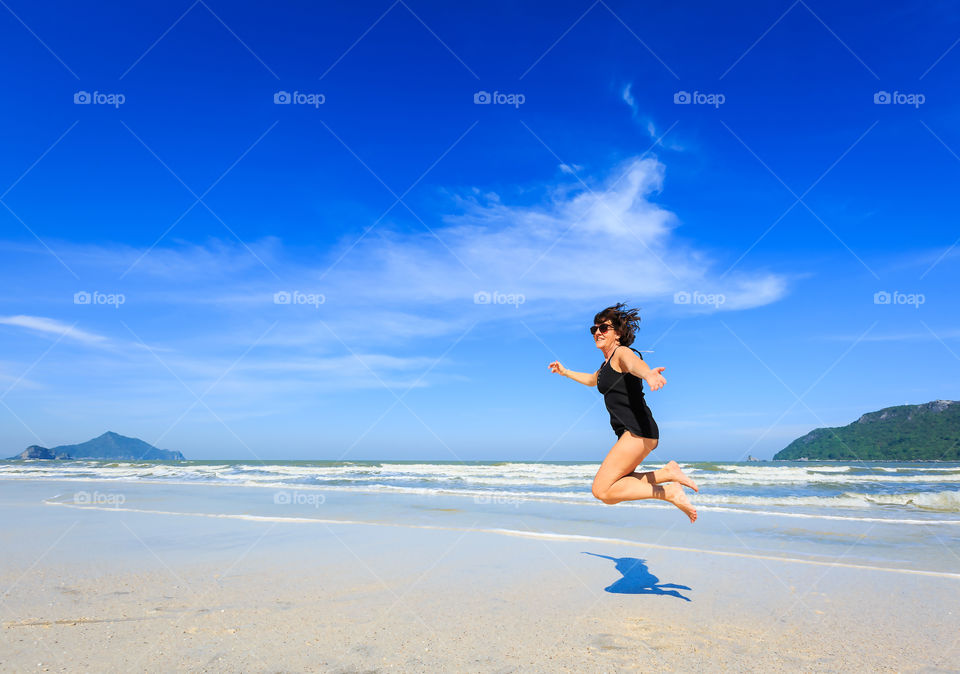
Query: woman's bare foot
659 460 699 493
661 483 698 523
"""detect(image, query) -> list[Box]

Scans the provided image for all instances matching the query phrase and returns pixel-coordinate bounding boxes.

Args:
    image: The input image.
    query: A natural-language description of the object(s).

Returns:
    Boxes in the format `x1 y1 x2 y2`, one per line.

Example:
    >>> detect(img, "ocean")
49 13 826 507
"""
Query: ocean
2 459 959 577
2 459 959 522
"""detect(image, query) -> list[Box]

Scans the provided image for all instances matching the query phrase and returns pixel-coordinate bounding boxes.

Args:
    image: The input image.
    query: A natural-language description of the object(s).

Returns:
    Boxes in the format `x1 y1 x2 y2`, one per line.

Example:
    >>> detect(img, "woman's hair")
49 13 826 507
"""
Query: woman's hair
594 302 641 347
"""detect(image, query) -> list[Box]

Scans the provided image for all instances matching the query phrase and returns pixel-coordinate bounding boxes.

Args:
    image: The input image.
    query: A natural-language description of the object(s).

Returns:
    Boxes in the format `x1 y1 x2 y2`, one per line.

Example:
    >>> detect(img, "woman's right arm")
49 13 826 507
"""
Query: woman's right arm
548 361 598 387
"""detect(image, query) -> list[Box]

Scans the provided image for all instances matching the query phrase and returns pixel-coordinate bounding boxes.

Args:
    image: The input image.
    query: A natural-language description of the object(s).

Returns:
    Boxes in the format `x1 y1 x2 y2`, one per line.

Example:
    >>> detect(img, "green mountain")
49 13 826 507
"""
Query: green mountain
774 400 960 461
7 431 184 461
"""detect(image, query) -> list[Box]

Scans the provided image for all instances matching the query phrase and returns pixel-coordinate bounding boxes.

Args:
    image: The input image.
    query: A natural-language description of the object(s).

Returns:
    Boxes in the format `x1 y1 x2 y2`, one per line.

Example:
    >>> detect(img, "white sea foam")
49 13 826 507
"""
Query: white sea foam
4 461 960 517
689 465 960 485
861 490 960 511
4 461 958 486
692 490 960 512
7 475 960 522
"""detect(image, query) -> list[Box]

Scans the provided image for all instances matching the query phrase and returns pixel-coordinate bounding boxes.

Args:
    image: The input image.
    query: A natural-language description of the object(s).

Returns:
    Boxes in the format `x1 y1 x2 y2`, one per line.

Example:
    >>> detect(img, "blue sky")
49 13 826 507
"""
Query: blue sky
1 0 958 461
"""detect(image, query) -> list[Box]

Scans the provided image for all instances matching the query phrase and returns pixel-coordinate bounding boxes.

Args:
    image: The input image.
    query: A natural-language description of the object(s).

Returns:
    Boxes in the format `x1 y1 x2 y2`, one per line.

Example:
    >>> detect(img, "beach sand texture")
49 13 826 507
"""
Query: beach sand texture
1 479 958 672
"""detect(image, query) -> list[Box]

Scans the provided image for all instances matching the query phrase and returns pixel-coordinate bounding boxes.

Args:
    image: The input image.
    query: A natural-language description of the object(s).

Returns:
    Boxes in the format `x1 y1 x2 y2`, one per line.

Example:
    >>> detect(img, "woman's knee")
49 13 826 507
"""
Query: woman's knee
591 484 619 505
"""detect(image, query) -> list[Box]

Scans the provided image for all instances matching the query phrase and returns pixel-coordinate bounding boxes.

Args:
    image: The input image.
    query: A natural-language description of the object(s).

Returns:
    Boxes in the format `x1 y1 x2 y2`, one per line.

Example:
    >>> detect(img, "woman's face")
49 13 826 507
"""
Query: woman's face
593 320 619 349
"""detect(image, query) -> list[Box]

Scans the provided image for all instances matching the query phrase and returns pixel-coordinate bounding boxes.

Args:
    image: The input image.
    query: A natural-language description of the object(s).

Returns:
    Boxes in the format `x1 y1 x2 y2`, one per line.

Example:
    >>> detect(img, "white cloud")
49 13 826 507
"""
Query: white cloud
0 156 791 449
621 82 683 151
0 365 39 390
0 315 108 345
1 156 788 353
622 82 637 110
326 155 787 311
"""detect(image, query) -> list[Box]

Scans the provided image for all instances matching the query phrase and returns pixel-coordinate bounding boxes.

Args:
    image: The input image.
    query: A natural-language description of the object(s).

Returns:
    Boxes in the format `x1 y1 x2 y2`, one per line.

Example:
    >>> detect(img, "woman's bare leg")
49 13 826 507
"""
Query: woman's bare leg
631 461 699 492
591 432 697 522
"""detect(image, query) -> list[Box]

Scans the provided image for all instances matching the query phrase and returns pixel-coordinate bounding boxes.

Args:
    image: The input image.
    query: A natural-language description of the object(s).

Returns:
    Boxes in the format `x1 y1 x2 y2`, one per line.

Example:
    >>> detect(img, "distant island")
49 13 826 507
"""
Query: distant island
7 431 185 461
774 400 960 461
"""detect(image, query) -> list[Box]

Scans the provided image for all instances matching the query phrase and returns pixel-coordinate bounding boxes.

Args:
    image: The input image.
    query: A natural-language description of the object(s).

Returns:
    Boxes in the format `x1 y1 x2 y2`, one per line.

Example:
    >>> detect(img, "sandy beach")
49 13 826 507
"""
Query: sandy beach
1 478 958 672
4 0 959 669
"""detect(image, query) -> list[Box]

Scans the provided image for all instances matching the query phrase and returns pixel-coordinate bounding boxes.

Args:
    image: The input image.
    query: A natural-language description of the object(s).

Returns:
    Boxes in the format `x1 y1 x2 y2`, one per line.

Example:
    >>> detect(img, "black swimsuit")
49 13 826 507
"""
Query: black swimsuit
597 345 660 440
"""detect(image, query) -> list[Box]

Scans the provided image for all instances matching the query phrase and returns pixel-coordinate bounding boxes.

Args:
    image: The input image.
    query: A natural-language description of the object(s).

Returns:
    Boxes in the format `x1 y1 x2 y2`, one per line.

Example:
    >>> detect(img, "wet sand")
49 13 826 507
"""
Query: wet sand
1 481 958 672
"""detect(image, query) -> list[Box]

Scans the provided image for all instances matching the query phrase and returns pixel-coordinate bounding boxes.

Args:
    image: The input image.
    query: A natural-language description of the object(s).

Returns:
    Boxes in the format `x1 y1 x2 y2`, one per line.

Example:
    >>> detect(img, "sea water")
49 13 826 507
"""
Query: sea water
2 460 959 519
2 460 958 576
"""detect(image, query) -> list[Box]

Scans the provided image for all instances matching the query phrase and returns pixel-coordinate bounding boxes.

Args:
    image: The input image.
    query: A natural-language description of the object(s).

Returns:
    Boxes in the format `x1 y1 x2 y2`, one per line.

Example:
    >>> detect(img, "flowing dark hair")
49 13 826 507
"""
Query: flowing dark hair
594 303 641 347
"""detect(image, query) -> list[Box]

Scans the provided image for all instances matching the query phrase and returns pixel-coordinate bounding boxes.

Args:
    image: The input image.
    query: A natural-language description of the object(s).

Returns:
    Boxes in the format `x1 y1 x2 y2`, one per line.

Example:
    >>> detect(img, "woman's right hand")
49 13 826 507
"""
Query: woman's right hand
548 361 566 376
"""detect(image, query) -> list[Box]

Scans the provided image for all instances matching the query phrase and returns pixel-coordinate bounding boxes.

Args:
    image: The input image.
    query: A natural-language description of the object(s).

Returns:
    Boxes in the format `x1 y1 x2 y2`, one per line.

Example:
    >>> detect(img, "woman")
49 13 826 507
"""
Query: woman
548 303 699 522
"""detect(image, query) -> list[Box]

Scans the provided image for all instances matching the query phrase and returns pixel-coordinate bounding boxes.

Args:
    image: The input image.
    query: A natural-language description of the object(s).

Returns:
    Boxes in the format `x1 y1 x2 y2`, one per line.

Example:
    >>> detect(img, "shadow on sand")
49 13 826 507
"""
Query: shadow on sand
583 552 691 601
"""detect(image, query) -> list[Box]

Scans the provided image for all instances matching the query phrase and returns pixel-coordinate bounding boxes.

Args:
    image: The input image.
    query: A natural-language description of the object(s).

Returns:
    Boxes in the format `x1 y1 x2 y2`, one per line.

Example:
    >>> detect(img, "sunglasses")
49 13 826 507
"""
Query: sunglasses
590 323 614 335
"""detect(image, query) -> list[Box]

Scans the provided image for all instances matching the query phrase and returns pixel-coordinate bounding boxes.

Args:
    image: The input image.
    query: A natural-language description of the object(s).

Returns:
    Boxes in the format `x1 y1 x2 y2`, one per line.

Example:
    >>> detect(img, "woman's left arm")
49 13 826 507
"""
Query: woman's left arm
615 349 667 391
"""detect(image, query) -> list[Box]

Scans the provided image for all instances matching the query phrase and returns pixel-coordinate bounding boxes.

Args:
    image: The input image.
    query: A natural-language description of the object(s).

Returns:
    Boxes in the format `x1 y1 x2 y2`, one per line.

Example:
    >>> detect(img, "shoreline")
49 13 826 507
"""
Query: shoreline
40 497 960 580
2 481 958 671
5 457 960 462
4 474 956 528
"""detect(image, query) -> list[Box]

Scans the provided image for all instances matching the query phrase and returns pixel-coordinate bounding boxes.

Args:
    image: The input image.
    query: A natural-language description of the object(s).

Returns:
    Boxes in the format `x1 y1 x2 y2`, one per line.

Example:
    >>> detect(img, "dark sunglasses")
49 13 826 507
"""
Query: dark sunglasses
590 323 614 335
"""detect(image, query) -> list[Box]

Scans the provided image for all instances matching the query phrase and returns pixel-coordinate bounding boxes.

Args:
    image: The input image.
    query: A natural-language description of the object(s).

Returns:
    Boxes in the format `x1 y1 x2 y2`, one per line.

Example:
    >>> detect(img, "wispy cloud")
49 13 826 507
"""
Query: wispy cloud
0 151 801 459
0 154 790 441
621 82 683 151
622 82 638 111
0 315 107 346
3 155 788 328
329 154 785 310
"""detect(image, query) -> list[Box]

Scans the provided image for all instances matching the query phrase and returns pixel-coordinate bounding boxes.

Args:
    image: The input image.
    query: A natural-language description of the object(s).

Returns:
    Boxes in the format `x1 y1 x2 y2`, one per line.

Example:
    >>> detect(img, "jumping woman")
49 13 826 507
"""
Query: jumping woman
548 303 699 522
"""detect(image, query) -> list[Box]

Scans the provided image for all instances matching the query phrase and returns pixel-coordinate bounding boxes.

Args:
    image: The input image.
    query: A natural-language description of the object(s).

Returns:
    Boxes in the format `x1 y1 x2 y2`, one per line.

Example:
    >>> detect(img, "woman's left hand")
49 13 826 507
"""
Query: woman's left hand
644 366 667 391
